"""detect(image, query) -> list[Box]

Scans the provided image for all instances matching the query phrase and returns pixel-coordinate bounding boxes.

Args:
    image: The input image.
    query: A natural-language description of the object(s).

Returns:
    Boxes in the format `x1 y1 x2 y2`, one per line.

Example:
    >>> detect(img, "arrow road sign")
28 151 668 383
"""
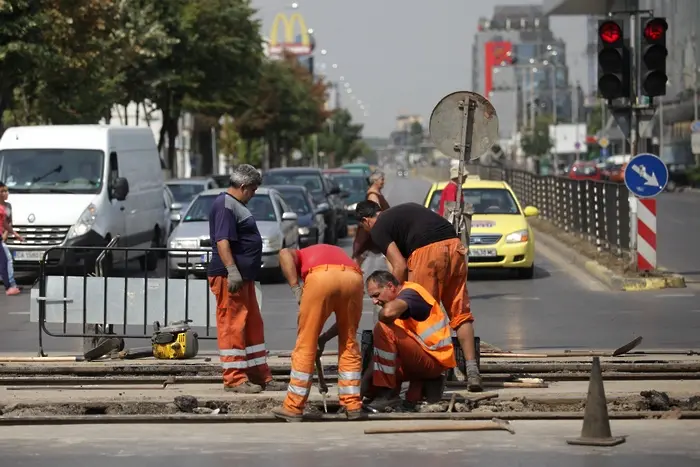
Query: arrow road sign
624 153 668 198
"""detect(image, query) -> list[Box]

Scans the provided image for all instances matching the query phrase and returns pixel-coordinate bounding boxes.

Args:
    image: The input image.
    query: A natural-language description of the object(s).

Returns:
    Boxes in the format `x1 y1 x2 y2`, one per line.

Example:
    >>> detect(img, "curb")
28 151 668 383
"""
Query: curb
532 228 686 292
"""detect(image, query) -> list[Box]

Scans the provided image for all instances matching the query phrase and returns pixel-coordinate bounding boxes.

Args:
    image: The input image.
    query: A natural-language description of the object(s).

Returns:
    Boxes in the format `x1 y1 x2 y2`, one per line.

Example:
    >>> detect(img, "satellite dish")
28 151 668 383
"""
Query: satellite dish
429 91 499 161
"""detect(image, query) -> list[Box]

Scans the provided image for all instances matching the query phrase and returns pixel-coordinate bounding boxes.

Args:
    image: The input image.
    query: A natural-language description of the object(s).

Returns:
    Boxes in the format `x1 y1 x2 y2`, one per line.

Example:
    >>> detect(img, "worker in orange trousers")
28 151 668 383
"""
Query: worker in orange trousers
362 270 457 410
272 244 365 422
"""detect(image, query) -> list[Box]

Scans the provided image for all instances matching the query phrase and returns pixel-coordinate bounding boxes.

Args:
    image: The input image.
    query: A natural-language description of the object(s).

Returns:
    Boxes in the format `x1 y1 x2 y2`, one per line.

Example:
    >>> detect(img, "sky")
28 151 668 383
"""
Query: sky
251 0 588 138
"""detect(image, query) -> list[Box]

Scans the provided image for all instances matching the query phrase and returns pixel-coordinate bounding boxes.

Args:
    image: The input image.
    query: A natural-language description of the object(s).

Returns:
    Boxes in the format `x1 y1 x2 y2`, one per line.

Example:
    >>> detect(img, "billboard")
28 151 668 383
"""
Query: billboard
484 41 513 97
269 12 312 56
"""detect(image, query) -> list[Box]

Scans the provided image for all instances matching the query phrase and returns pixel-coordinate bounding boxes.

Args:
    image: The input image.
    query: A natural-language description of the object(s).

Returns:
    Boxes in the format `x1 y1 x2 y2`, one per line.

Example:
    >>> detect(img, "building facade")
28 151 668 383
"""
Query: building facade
471 5 578 141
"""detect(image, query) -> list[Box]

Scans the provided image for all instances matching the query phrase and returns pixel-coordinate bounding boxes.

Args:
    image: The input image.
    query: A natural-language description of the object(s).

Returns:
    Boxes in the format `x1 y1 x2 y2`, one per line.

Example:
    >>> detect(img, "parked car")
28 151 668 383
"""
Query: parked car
167 187 298 278
341 162 372 178
166 177 219 214
423 179 539 279
325 171 370 226
268 185 328 247
211 174 230 188
568 162 602 181
261 167 348 244
396 166 408 177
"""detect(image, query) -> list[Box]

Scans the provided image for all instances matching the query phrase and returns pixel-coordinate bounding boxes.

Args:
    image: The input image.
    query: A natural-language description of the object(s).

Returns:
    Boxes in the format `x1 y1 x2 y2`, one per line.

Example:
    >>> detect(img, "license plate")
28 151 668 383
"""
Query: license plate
14 250 45 261
469 248 497 258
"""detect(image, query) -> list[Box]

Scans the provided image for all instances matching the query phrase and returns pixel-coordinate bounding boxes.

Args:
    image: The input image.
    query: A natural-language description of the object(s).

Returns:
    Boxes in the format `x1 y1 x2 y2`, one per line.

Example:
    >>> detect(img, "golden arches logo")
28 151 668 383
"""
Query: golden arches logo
269 12 311 56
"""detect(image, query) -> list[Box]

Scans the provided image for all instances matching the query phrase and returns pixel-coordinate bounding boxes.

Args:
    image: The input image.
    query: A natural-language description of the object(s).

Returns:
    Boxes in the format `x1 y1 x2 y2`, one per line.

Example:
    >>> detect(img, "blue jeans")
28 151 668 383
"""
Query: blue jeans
0 241 12 289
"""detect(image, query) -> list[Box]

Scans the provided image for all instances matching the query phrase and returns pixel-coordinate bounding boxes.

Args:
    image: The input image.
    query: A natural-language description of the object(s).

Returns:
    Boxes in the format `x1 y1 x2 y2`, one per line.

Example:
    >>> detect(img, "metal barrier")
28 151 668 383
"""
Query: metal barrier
419 164 631 255
29 245 263 356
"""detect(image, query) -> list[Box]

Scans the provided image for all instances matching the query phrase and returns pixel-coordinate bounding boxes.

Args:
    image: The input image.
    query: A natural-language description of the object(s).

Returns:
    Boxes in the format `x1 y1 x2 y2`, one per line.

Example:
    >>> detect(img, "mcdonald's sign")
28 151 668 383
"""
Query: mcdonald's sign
269 12 312 56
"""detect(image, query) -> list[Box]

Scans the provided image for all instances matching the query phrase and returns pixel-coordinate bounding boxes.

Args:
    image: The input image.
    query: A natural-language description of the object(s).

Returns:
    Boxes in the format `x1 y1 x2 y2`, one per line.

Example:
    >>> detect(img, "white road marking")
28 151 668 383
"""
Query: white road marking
501 296 540 301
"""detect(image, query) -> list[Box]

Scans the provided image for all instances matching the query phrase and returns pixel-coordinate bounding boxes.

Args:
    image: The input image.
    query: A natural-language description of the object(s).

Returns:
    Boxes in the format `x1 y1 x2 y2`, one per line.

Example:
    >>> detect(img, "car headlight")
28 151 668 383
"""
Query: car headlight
67 204 98 239
262 236 283 252
170 238 200 250
298 227 310 236
505 229 529 243
346 202 357 211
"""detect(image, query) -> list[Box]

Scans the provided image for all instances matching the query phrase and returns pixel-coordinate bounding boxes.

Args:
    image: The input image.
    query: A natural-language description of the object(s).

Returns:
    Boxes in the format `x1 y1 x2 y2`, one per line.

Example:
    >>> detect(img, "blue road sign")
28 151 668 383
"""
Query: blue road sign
600 147 609 158
624 153 668 198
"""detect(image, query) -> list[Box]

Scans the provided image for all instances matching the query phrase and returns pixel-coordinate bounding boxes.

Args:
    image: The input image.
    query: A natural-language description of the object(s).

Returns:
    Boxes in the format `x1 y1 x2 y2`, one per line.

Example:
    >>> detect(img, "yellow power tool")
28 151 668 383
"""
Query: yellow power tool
151 320 199 360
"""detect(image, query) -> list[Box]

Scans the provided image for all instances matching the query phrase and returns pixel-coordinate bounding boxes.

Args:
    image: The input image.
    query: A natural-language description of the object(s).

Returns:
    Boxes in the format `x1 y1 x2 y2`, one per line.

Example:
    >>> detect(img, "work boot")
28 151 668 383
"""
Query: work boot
261 380 287 391
467 372 483 392
422 375 446 403
271 407 303 422
346 409 367 421
224 381 262 394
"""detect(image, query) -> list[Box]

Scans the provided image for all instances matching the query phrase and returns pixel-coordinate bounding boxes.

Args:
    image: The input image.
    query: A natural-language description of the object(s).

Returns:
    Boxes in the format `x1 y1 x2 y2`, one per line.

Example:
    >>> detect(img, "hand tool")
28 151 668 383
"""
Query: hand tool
315 355 328 413
363 418 515 435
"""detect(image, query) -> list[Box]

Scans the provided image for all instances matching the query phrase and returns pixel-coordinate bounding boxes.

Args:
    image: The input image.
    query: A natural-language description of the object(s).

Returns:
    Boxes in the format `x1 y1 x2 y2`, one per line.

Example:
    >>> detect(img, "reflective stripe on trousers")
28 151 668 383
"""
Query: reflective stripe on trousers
219 343 268 369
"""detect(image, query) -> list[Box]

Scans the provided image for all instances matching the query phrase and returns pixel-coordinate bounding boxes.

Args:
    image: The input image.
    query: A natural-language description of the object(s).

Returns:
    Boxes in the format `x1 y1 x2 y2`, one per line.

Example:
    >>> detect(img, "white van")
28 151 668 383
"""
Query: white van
0 125 167 274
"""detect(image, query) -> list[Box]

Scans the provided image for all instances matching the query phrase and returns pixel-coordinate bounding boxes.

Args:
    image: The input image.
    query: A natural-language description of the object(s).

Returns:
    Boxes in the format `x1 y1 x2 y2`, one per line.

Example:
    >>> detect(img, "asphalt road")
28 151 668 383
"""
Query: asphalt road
1 175 700 355
656 191 700 284
1 421 699 465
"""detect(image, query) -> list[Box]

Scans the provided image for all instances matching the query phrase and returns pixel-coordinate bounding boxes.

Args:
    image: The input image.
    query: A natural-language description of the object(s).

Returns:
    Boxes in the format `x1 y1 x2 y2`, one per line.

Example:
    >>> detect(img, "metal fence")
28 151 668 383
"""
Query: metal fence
418 164 631 255
29 245 262 356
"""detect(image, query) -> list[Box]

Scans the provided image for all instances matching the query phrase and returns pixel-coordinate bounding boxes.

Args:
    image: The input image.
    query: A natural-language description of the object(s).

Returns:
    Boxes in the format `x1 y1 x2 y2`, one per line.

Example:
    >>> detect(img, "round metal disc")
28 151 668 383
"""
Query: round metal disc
429 91 499 160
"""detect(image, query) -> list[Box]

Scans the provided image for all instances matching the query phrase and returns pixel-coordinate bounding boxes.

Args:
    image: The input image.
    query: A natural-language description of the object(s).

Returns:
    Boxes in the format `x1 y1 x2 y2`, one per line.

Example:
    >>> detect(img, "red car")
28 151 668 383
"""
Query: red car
568 162 602 181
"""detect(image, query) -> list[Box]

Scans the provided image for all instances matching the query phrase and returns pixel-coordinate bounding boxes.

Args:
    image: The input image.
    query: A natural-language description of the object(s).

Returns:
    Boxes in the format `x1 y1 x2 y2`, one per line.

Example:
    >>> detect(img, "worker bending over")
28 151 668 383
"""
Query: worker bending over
207 164 285 394
272 244 365 422
363 270 456 409
355 200 482 391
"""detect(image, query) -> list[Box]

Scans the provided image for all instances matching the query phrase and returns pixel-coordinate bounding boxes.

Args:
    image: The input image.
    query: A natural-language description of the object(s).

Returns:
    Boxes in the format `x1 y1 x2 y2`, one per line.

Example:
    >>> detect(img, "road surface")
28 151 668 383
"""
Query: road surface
1 175 699 355
0 421 699 465
657 191 700 284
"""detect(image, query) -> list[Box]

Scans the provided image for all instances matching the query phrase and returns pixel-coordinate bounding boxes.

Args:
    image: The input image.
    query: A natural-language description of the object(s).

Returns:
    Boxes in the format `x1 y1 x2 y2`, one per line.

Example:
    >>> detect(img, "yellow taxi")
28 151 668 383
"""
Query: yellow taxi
423 177 539 279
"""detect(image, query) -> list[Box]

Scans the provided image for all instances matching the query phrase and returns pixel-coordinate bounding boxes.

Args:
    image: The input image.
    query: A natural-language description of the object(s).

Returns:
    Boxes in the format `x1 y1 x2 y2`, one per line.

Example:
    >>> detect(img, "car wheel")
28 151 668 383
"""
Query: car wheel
515 264 535 279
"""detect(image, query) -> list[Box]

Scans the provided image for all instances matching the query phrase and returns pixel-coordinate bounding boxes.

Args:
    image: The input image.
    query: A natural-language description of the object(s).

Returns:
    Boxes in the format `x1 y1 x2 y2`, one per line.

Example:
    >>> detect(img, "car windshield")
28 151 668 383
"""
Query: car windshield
183 193 278 222
278 191 311 215
167 182 208 203
263 173 323 193
0 149 104 194
329 175 367 193
428 188 520 215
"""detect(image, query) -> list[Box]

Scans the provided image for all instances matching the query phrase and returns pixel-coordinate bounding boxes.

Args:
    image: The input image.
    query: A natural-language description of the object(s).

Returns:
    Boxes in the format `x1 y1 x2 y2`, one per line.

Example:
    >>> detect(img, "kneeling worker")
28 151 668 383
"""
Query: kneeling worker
363 270 456 409
272 244 365 422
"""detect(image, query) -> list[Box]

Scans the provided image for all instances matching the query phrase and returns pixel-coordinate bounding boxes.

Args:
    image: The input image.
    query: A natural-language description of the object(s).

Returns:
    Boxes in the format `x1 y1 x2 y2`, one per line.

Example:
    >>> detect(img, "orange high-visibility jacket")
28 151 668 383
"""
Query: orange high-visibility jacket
394 282 457 368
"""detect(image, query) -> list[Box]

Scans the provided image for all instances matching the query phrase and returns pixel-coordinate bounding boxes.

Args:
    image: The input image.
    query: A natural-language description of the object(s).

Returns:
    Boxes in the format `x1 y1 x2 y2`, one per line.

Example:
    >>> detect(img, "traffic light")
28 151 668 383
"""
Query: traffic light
597 19 631 100
640 17 668 97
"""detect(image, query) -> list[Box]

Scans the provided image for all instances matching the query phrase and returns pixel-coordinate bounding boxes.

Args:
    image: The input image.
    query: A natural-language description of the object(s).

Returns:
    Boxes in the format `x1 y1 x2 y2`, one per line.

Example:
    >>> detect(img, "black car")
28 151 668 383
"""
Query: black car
269 185 329 247
212 174 230 188
325 172 369 226
262 168 348 244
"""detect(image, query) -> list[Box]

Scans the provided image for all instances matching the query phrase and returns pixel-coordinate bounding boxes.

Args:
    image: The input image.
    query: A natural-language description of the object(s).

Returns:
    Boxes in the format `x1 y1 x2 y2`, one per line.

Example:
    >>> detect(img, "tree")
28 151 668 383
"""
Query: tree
234 53 329 167
317 108 365 166
409 121 424 151
520 114 553 158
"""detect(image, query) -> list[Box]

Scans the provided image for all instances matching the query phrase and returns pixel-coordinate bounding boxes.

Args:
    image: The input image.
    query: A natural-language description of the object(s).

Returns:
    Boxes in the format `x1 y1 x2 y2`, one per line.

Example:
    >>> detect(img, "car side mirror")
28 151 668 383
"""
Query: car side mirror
340 190 350 199
170 202 183 212
170 212 182 223
112 177 129 201
523 206 539 217
315 202 330 214
282 212 298 222
329 186 341 195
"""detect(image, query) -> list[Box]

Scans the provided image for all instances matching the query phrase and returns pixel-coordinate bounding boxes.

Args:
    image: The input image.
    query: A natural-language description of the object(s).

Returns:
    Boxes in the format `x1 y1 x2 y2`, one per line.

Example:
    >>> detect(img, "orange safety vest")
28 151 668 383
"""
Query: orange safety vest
394 282 457 368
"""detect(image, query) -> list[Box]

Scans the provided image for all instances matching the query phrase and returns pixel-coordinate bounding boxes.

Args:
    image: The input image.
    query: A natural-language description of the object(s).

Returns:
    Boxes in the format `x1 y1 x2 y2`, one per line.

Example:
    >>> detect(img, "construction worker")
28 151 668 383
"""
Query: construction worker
271 244 365 422
207 164 286 394
437 165 468 217
354 200 482 391
363 270 456 409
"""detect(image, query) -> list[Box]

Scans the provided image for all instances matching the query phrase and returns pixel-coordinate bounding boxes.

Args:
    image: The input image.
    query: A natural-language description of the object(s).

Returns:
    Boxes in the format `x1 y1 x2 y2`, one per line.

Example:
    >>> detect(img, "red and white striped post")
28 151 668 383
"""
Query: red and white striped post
636 198 657 271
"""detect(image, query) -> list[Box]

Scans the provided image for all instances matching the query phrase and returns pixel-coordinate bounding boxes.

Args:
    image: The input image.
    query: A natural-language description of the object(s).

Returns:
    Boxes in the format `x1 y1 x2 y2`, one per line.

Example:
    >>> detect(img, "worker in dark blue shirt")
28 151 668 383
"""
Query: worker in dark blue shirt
208 164 285 394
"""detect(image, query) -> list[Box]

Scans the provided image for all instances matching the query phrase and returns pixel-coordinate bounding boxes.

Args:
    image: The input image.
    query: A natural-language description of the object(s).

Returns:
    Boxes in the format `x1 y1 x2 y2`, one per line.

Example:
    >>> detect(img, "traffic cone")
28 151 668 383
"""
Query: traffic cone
566 357 626 447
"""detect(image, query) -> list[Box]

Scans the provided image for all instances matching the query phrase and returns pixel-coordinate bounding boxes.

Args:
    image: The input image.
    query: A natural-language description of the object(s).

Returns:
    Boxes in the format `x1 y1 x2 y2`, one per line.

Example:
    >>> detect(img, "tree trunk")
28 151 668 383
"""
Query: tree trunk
198 127 214 176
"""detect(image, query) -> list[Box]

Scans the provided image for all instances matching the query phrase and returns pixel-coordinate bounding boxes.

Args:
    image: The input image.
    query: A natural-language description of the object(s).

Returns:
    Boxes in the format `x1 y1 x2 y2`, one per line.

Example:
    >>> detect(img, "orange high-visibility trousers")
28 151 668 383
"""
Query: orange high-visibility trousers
407 238 473 329
209 277 273 388
283 265 364 415
371 321 447 402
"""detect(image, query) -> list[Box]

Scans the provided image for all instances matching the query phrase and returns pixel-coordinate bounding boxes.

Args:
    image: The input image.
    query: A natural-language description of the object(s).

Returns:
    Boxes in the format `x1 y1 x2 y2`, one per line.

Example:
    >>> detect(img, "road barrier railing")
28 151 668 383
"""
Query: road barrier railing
30 245 262 356
416 164 631 255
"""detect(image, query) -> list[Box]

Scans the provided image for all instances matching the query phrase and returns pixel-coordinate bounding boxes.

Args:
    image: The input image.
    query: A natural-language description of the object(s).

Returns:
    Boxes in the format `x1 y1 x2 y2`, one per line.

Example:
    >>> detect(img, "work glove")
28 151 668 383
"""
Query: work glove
226 264 243 294
291 284 302 305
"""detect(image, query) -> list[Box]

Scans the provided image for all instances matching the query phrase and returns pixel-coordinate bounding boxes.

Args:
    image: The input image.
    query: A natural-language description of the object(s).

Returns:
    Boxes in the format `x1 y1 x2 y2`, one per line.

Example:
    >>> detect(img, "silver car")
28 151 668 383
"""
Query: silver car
167 187 299 278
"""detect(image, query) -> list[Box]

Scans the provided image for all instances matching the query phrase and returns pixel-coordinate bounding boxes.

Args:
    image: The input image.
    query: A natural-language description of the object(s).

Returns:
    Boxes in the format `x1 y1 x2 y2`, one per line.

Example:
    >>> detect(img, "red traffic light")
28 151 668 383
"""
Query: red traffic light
599 21 622 44
644 18 667 41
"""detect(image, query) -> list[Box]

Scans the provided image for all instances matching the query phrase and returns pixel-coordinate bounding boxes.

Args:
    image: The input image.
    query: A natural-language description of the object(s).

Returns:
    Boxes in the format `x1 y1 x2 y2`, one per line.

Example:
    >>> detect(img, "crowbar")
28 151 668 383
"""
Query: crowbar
315 355 328 413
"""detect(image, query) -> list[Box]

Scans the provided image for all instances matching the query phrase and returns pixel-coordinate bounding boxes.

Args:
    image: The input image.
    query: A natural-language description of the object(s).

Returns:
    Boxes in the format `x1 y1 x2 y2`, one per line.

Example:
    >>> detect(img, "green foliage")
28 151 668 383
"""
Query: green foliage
521 114 553 158
0 0 357 170
317 108 366 165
